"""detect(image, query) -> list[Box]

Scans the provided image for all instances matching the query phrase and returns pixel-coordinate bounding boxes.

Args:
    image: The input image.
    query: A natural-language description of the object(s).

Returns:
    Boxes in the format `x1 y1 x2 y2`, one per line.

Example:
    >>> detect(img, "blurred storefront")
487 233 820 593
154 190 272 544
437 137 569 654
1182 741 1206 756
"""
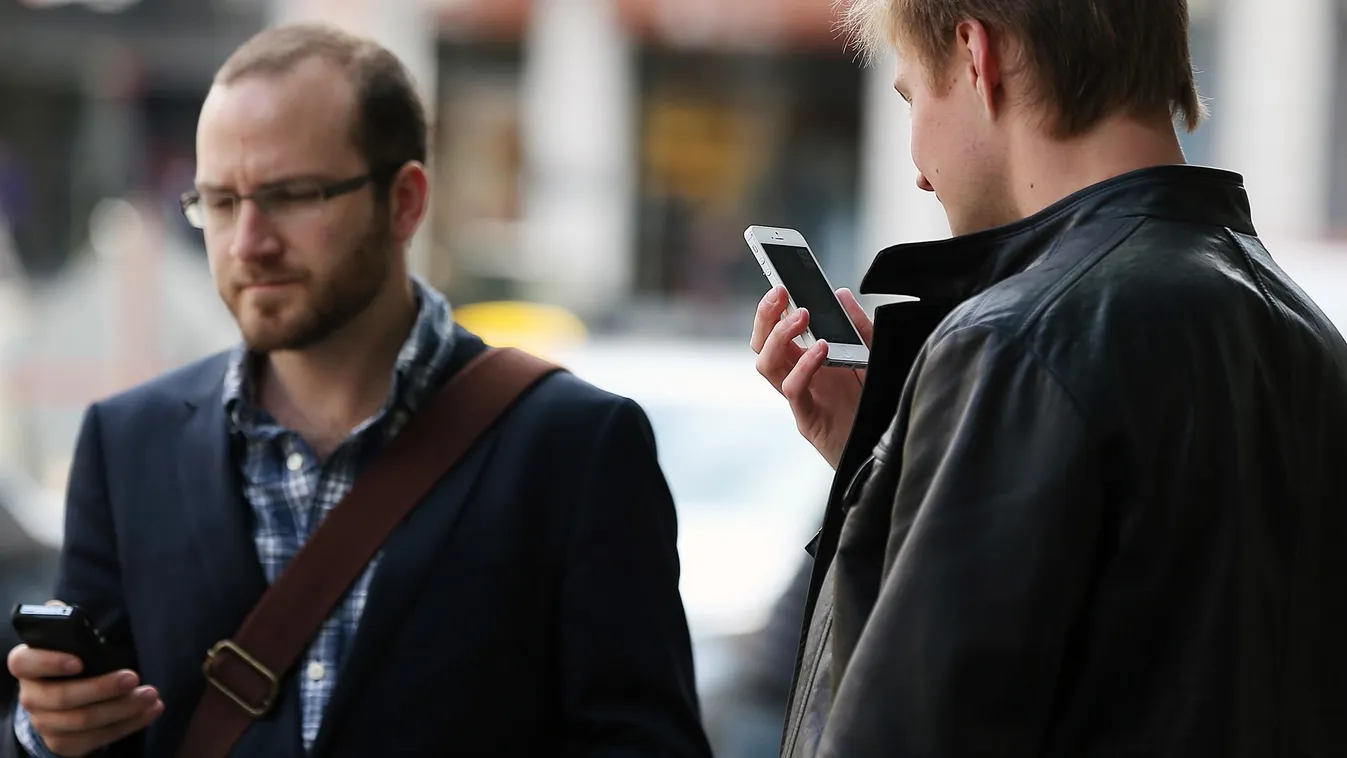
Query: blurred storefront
425 0 864 329
426 0 1323 322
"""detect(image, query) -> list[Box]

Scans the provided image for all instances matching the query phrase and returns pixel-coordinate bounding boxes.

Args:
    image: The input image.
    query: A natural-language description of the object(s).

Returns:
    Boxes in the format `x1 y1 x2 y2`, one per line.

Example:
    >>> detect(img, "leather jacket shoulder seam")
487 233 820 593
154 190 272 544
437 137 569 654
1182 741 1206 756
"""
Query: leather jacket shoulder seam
1226 228 1280 307
1019 216 1147 336
929 324 1096 434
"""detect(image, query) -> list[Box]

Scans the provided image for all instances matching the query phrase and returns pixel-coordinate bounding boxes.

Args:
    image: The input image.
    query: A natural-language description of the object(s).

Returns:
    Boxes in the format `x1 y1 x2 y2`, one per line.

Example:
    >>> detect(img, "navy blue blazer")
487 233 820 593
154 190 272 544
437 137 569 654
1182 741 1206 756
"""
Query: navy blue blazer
6 328 711 757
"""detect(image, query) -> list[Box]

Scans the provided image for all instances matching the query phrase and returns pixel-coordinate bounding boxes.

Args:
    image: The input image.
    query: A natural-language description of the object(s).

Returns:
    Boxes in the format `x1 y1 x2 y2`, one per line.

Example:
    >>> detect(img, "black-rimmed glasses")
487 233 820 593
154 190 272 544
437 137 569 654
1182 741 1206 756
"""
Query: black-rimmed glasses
180 172 378 230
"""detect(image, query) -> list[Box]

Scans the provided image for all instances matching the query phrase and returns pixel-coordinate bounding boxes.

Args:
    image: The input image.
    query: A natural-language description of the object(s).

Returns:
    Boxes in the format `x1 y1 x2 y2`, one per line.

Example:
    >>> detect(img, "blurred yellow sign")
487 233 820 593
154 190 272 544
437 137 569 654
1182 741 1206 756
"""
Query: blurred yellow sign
454 301 589 358
642 99 772 206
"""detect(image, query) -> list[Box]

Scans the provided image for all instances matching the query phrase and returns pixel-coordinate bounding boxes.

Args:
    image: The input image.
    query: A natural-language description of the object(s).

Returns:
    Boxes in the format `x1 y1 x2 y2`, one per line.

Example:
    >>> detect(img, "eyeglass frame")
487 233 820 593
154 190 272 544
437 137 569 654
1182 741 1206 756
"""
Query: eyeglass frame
179 163 406 231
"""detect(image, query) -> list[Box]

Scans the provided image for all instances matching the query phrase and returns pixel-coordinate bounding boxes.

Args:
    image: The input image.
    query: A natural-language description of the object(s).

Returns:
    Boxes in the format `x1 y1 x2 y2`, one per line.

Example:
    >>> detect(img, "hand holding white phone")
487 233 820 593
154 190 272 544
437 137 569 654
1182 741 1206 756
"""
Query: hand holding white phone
745 225 874 469
743 225 869 368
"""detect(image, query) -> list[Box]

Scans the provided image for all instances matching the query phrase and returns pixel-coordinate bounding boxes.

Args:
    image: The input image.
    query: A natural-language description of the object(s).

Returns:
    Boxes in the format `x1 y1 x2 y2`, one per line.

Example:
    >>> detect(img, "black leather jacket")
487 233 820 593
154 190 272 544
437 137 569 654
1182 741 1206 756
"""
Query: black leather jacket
782 166 1347 757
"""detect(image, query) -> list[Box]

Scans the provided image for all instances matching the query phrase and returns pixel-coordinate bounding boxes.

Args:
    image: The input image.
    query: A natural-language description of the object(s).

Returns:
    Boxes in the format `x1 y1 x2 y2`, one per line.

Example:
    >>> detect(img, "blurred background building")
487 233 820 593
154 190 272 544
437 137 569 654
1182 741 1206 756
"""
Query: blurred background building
1 0 1346 753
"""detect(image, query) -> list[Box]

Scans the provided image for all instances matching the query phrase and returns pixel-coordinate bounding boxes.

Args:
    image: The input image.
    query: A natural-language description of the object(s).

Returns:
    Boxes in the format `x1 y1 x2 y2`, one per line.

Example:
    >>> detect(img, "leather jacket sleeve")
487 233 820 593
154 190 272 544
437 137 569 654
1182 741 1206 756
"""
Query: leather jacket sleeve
821 325 1105 757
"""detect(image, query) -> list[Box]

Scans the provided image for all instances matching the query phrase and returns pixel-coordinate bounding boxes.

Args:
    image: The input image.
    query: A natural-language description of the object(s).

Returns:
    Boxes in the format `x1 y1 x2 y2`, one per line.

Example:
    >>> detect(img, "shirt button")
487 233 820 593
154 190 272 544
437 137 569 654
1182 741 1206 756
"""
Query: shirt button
286 452 304 472
307 661 326 681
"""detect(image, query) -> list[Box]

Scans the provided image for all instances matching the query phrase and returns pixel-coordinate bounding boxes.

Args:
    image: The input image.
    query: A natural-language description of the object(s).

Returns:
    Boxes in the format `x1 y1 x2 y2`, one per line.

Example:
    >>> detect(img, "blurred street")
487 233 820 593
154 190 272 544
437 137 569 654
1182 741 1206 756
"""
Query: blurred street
3 0 1347 754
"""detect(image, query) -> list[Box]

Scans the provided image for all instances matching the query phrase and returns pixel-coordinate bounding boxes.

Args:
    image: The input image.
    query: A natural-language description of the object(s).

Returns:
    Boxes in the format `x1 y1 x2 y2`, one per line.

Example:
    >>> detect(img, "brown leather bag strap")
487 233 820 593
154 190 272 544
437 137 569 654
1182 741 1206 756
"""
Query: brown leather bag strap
177 347 562 758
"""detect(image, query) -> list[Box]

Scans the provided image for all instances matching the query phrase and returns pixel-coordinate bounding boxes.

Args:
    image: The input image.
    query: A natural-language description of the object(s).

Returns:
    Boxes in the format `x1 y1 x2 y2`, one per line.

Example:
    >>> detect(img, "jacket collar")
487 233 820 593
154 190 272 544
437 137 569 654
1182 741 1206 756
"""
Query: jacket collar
860 165 1255 302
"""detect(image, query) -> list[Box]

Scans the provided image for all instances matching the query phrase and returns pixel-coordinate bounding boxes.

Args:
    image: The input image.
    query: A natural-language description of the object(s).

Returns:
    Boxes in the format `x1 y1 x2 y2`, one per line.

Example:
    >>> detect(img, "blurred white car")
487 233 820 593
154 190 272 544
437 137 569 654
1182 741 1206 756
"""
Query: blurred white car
0 223 33 484
1272 240 1347 334
0 222 26 351
550 338 833 643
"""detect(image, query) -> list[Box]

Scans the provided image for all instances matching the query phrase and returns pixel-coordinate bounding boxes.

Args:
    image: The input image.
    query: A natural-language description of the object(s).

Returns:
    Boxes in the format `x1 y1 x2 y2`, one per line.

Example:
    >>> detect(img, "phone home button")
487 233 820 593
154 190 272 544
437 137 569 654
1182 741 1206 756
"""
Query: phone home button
838 346 852 359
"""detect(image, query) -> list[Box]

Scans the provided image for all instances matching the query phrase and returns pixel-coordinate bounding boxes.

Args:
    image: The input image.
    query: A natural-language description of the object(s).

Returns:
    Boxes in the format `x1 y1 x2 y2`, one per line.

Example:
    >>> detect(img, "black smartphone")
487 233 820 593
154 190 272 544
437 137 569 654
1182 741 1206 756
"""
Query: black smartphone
10 604 128 678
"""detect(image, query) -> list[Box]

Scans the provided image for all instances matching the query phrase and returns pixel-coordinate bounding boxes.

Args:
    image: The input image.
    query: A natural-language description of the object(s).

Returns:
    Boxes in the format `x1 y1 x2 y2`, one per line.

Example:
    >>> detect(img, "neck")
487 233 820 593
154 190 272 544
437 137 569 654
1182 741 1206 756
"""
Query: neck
258 276 417 456
1007 112 1187 219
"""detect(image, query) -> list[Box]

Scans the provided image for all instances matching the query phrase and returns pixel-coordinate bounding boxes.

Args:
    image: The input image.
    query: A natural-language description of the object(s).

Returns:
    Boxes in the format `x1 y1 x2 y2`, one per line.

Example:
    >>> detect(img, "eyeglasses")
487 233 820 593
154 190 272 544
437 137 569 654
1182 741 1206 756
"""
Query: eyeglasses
180 172 377 230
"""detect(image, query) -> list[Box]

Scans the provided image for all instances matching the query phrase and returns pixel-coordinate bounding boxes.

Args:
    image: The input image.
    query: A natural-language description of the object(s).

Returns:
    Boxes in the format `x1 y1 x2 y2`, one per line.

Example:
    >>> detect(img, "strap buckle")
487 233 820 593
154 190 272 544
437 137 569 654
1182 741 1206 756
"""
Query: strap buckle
203 639 279 717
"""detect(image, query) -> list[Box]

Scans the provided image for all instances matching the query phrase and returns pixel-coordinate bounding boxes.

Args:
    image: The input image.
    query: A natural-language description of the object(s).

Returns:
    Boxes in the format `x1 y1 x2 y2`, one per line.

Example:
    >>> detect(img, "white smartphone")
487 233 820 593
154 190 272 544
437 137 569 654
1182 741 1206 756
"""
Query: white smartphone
744 225 869 368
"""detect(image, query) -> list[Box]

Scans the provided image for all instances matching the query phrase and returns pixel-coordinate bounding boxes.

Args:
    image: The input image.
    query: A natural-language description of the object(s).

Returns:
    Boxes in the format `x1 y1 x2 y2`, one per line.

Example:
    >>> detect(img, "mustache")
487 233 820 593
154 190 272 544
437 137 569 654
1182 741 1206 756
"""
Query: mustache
231 269 306 289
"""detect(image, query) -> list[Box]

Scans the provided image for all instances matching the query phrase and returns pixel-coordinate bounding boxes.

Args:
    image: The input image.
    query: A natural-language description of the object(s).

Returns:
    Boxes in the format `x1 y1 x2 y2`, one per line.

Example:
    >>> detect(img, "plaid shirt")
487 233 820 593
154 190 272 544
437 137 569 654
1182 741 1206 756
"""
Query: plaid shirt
15 277 456 757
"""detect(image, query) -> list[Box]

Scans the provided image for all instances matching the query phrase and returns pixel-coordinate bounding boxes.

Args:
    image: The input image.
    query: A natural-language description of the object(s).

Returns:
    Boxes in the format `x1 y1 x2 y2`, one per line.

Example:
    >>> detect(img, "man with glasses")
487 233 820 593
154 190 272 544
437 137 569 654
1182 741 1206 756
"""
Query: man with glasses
4 24 711 758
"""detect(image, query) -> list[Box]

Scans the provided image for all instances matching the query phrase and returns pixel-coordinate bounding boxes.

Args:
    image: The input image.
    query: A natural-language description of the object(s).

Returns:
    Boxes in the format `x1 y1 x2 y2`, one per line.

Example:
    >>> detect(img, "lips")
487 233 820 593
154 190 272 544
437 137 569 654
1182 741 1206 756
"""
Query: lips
240 280 300 290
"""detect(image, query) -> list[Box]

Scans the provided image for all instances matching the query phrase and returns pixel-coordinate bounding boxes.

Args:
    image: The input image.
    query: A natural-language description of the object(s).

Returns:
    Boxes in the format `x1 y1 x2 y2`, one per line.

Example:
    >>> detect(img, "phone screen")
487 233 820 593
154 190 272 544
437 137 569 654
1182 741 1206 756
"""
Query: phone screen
761 243 862 345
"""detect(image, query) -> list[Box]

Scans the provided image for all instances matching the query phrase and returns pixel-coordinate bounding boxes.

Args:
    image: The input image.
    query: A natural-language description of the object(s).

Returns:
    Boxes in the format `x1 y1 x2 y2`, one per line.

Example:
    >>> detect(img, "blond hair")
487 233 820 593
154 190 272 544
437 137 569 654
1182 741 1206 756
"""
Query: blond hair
839 0 1206 138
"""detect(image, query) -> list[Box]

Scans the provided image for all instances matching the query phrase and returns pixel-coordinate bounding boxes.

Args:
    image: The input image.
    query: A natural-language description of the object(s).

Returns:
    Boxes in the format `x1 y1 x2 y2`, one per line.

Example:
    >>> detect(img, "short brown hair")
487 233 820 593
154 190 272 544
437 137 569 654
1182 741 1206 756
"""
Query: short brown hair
842 0 1205 138
215 23 428 195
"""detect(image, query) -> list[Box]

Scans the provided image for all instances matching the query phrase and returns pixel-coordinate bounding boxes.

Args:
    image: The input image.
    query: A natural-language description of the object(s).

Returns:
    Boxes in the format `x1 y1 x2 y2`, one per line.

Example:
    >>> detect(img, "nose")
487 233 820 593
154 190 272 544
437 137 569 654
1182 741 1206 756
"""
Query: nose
227 200 283 262
916 172 935 193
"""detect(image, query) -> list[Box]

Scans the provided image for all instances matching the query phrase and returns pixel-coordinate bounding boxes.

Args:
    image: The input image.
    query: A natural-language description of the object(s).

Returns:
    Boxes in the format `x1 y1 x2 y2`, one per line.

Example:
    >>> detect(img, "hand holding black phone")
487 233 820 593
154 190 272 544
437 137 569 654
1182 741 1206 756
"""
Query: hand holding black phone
10 603 129 678
9 603 162 756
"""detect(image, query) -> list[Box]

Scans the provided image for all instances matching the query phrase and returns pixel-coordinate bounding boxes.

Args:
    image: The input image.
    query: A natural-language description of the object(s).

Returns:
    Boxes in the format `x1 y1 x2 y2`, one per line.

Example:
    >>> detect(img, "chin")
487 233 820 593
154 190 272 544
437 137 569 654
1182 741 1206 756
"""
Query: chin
241 311 344 353
237 315 307 353
239 329 299 354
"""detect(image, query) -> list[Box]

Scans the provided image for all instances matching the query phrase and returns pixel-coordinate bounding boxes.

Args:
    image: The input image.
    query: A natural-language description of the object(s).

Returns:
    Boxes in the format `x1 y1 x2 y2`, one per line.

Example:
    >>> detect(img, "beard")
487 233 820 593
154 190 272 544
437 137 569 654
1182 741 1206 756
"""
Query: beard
222 215 394 353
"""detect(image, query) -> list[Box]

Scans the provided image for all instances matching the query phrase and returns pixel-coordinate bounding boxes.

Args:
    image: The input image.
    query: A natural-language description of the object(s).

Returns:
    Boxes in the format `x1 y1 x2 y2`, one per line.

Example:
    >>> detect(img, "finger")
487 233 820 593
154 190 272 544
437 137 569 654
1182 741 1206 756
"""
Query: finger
749 286 789 353
755 309 810 389
836 288 874 347
781 340 829 409
41 699 163 758
32 686 159 735
20 670 141 713
9 645 83 680
44 600 69 607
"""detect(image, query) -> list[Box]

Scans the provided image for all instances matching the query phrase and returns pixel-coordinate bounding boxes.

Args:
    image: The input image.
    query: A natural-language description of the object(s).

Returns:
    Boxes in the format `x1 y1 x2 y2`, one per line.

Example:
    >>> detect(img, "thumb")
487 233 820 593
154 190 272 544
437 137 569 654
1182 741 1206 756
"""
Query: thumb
837 289 874 347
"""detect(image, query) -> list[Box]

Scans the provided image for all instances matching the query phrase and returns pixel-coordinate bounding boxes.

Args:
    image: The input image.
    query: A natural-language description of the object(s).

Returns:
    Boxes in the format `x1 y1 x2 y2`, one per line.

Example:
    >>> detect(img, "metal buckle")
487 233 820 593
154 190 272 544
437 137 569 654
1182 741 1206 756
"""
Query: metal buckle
203 640 279 717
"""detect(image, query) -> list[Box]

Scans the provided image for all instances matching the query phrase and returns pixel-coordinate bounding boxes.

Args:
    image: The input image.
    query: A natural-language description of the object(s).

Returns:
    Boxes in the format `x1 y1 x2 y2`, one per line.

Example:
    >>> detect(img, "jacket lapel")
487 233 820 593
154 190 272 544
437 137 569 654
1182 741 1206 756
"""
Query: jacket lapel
176 363 269 632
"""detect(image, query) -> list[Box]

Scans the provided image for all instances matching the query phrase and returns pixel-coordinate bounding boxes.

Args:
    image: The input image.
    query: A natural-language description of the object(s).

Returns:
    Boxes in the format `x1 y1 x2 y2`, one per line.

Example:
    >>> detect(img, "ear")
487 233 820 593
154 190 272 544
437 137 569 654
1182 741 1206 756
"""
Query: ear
955 18 1002 119
387 161 430 246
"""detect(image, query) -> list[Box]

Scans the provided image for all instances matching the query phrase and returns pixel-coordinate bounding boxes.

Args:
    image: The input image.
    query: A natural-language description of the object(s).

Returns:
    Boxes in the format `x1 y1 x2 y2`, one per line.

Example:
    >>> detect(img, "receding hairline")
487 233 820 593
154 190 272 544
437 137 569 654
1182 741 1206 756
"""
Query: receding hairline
209 51 360 107
200 52 365 168
204 52 362 132
214 24 376 86
208 22 430 183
